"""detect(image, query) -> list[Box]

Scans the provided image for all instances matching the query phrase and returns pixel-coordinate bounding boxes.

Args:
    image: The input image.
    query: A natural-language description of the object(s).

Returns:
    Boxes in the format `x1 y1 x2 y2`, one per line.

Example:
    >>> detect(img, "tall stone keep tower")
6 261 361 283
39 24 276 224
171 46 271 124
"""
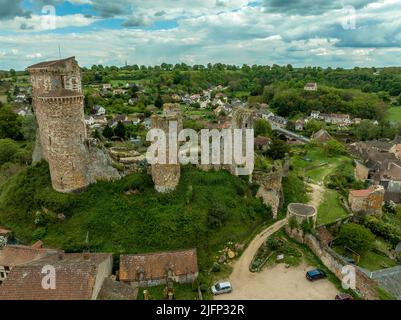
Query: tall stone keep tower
27 57 114 193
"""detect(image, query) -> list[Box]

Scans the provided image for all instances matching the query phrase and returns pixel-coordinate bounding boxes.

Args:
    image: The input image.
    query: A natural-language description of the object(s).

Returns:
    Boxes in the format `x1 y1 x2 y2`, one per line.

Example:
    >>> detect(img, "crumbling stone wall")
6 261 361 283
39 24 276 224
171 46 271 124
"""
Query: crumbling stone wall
253 168 283 219
304 234 379 300
355 161 369 180
150 104 183 193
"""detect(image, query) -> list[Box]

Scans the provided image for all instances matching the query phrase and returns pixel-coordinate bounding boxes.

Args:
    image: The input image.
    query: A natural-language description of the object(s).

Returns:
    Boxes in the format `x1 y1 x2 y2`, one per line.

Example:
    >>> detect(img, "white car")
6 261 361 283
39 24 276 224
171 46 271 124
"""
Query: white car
211 281 232 295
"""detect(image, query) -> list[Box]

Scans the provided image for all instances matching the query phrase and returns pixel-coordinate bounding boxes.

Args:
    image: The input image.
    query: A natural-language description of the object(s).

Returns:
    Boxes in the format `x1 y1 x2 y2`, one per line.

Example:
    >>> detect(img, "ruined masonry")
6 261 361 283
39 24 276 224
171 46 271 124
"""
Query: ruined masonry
150 104 183 193
28 57 120 193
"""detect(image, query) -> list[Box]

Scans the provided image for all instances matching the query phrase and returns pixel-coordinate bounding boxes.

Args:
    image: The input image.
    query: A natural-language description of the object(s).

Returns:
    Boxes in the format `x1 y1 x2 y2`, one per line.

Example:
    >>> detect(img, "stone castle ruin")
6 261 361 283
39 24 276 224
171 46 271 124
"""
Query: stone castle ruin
28 57 119 193
150 104 183 193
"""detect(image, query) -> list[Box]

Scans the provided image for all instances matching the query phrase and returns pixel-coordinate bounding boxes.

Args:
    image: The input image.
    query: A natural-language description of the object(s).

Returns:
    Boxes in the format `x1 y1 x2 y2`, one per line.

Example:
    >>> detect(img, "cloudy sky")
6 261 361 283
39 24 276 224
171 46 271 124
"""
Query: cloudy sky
0 0 400 70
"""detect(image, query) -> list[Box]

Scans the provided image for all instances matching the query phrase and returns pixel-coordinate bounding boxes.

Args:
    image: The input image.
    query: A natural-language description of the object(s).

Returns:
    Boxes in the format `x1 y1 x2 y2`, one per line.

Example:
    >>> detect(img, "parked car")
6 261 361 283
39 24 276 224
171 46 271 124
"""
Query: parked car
306 269 326 281
211 281 232 295
335 293 354 300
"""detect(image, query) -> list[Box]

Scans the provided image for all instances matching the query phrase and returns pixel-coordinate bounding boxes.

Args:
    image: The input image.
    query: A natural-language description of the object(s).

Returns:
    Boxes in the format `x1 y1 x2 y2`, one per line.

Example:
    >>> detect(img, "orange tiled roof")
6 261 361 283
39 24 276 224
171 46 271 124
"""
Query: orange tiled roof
119 249 198 282
0 245 59 267
0 253 112 300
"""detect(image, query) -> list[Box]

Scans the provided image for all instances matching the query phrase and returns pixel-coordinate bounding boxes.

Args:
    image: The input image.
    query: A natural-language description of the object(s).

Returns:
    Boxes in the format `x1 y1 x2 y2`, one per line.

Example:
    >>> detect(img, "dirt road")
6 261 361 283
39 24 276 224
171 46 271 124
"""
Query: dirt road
308 183 325 209
214 219 339 300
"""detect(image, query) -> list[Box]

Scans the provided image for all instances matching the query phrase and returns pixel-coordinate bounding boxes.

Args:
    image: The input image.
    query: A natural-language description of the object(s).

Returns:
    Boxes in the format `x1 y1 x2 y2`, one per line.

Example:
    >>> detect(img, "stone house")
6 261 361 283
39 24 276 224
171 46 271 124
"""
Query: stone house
93 105 106 116
310 111 320 119
348 185 385 217
0 253 112 300
102 83 112 90
85 115 95 126
304 82 318 91
119 249 198 287
295 119 306 131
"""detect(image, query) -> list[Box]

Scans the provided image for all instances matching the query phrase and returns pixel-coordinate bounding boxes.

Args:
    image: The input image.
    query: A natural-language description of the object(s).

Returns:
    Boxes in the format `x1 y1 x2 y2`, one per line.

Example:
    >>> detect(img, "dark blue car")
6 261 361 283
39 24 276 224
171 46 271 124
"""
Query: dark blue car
306 269 326 281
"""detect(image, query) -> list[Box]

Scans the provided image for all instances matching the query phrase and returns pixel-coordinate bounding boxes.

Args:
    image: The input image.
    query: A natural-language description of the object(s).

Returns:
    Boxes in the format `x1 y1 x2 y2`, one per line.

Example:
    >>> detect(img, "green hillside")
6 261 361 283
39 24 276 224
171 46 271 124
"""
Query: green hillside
0 162 271 270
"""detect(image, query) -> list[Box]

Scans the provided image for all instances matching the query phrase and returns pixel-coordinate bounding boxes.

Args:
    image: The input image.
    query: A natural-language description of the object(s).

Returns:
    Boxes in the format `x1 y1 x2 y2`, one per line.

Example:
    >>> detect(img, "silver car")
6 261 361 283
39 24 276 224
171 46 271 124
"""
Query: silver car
211 281 232 295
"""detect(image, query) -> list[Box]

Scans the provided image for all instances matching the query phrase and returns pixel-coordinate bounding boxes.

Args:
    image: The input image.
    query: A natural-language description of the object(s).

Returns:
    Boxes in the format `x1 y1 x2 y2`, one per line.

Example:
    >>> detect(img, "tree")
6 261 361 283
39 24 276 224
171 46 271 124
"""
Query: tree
353 120 380 141
0 106 22 140
337 223 375 253
114 121 126 138
102 125 114 139
21 115 37 141
255 119 272 137
324 139 346 156
0 139 19 165
304 119 324 137
265 137 290 160
155 94 163 109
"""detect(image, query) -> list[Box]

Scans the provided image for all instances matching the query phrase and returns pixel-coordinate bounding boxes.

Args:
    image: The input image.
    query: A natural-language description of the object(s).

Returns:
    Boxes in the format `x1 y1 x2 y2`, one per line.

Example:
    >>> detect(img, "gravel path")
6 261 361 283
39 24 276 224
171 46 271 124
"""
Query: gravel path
214 219 339 300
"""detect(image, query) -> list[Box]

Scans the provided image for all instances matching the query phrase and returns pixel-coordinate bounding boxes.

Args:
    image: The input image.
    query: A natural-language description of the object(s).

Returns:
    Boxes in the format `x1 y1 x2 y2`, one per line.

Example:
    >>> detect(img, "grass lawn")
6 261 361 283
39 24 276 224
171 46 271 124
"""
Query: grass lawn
137 283 199 300
291 146 353 183
0 95 7 104
386 106 401 123
317 189 349 225
358 251 396 271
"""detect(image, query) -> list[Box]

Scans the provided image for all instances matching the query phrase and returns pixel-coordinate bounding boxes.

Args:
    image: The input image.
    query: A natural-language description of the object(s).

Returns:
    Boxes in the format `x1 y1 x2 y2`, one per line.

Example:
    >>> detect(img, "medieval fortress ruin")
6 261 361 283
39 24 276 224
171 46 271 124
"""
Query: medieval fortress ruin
28 57 119 193
27 57 286 218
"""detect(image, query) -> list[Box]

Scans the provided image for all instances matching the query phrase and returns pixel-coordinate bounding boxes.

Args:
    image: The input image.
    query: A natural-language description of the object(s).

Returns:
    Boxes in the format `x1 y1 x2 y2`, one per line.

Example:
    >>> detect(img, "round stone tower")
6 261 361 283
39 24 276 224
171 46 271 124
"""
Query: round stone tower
28 57 89 193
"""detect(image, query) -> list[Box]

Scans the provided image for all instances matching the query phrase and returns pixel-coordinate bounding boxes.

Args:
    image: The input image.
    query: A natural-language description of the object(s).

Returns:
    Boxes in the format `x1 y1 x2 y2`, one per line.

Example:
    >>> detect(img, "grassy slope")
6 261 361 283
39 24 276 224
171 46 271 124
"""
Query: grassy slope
317 189 348 225
0 162 271 271
386 106 401 123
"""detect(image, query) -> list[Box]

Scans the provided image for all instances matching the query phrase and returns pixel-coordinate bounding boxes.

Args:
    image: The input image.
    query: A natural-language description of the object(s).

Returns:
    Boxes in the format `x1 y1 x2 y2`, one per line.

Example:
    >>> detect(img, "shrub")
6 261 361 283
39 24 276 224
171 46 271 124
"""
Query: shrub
336 223 375 253
363 216 401 246
32 227 47 240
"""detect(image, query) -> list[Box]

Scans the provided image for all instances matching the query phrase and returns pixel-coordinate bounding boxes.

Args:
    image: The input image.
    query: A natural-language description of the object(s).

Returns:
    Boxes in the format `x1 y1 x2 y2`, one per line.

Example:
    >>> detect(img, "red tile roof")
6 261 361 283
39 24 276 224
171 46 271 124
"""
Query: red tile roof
0 245 59 267
0 227 11 236
119 249 198 282
0 253 112 300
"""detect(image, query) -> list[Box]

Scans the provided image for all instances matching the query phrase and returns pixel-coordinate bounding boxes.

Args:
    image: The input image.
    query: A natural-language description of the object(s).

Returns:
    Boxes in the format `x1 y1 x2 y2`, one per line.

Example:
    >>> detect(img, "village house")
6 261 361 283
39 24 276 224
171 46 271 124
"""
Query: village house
328 113 352 126
93 115 108 126
113 88 128 96
84 115 95 126
92 105 106 116
0 242 59 284
143 117 152 130
304 82 318 91
119 249 198 288
348 185 385 217
102 83 112 90
109 114 128 127
14 94 27 103
310 111 320 119
389 143 401 160
14 106 32 117
295 119 306 131
0 252 113 300
348 140 401 183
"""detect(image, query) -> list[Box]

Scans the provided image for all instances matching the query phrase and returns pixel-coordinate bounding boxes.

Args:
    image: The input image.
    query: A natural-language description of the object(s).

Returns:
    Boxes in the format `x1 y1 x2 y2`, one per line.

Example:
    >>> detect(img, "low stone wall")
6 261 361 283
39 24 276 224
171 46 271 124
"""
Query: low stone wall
303 234 379 300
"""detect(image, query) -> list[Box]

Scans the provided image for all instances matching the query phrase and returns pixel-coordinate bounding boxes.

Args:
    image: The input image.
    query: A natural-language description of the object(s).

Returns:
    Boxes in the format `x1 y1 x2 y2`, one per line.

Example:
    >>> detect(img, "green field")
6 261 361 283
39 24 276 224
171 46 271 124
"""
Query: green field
0 95 6 104
317 189 349 225
386 106 401 123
